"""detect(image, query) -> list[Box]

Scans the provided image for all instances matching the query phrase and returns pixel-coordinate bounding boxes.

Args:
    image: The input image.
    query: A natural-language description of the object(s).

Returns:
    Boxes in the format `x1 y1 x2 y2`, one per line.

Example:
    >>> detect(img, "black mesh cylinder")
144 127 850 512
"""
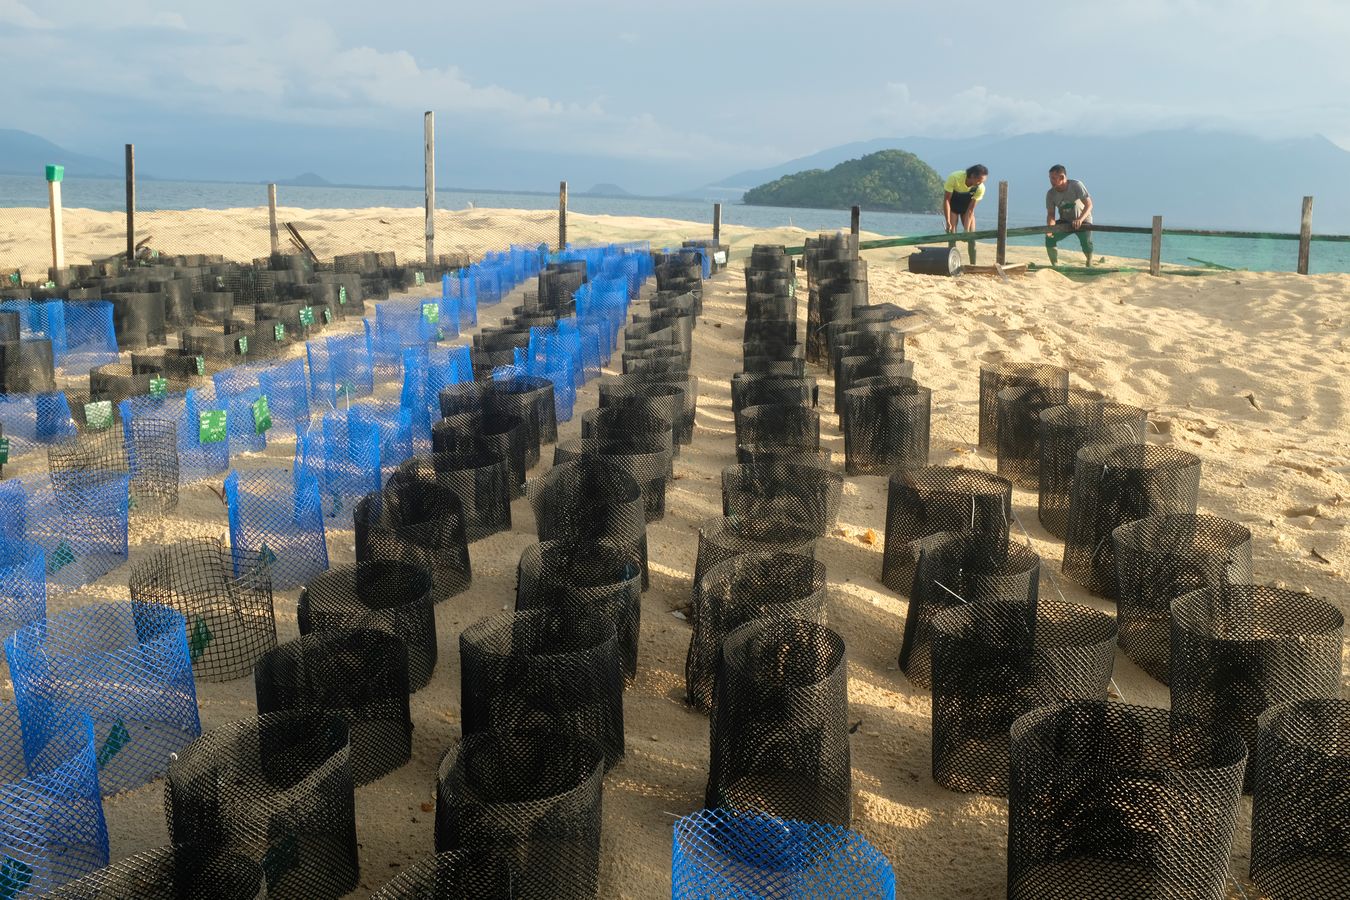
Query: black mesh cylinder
721 462 843 537
254 628 412 785
707 618 850 826
435 412 533 497
438 380 487 419
459 608 625 768
685 551 828 713
730 374 817 414
734 403 820 453
516 539 643 683
369 849 512 899
298 561 437 691
483 376 557 445
898 531 1041 689
1111 514 1253 683
0 338 56 393
354 471 472 605
48 420 180 518
930 599 1117 796
691 516 818 618
1061 443 1202 598
598 380 688 446
1170 583 1343 791
601 372 698 445
108 292 168 350
399 450 512 541
165 711 359 900
580 406 675 460
1037 402 1148 539
881 466 1013 594
528 458 649 589
735 444 835 470
834 354 912 413
841 379 932 475
978 362 1068 451
1008 701 1247 900
995 383 1075 488
128 537 276 682
554 438 670 523
1249 698 1350 900
44 847 265 900
434 731 604 900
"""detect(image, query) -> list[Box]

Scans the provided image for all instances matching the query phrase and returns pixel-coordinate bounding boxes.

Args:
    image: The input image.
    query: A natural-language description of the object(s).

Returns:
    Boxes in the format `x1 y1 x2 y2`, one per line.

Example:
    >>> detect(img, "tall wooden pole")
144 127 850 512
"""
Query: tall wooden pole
424 111 436 268
267 184 279 254
1149 215 1163 276
558 180 568 251
996 180 1008 265
47 165 65 284
125 144 135 263
850 205 860 259
1297 195 1314 275
712 202 722 244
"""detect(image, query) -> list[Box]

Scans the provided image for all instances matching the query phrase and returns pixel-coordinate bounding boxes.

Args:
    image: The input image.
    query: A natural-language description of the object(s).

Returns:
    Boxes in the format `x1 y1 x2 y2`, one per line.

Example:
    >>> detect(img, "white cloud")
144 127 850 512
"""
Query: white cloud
0 0 53 28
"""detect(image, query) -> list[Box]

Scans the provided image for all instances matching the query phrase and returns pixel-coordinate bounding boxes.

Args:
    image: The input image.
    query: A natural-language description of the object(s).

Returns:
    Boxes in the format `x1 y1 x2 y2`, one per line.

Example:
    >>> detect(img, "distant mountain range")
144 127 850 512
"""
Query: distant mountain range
0 129 121 178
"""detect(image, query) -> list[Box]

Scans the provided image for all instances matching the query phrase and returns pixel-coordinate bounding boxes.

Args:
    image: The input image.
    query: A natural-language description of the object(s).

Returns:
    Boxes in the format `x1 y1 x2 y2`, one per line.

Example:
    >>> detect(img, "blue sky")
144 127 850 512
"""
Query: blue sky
4 0 1347 191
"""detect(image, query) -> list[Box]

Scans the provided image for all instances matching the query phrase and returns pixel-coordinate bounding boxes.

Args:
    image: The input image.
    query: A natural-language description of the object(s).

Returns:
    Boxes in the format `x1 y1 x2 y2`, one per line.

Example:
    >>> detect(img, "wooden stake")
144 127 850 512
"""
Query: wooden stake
125 144 135 263
850 205 860 259
424 111 436 268
558 181 568 251
1149 215 1163 276
712 202 722 244
267 184 279 254
1297 195 1313 275
996 180 1008 265
47 165 65 283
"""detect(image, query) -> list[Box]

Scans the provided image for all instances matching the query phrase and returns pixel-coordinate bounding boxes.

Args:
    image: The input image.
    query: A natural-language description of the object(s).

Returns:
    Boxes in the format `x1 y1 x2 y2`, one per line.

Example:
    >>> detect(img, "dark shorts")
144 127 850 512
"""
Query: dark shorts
949 192 976 216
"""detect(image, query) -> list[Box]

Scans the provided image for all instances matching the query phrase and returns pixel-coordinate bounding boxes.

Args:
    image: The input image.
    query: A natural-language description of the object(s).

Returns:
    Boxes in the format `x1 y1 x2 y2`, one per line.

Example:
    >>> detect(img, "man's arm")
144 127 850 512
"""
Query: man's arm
1073 196 1093 229
943 192 955 232
965 197 980 229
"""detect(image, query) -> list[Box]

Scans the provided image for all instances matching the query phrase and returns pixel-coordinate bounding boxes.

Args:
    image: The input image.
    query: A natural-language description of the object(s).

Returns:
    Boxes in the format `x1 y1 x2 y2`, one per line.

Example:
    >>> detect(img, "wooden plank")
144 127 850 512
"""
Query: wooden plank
996 180 1008 265
558 181 568 251
850 205 860 259
424 111 435 267
965 263 1027 276
125 144 135 263
267 184 279 254
1297 195 1313 274
284 222 318 262
49 178 65 281
1149 216 1163 276
712 203 721 244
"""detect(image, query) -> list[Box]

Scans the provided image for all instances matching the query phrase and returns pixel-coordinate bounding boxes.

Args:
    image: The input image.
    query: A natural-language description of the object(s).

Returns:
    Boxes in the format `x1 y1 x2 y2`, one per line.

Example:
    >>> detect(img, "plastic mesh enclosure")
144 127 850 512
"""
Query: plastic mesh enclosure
1249 698 1350 900
1111 514 1254 683
898 531 1041 690
128 537 277 683
691 517 818 619
299 561 437 692
734 404 821 453
553 438 670 523
721 462 843 537
880 466 1013 594
165 711 358 900
995 383 1077 487
14 470 128 587
930 599 1117 796
735 444 836 470
354 472 472 604
686 552 828 713
978 362 1068 451
119 389 229 485
1170 583 1343 791
225 468 329 591
1037 402 1149 539
0 542 45 642
600 372 698 445
434 730 605 900
672 808 896 900
516 540 642 683
597 379 690 446
256 628 412 785
730 374 818 414
527 459 650 589
841 379 932 474
211 367 267 455
369 849 512 900
48 421 179 518
44 847 264 900
398 451 512 541
5 601 201 794
1061 443 1202 598
0 701 109 894
1008 701 1247 900
483 375 558 446
707 618 851 826
459 608 625 768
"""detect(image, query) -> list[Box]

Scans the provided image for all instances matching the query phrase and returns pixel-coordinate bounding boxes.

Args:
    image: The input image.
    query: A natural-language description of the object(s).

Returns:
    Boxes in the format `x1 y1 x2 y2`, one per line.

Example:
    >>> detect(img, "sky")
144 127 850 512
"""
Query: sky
3 0 1349 192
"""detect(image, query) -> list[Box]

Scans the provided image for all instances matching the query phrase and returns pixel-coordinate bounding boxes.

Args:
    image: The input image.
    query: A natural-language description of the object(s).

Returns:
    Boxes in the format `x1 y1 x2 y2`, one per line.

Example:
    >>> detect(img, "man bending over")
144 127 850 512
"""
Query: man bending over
1045 164 1094 267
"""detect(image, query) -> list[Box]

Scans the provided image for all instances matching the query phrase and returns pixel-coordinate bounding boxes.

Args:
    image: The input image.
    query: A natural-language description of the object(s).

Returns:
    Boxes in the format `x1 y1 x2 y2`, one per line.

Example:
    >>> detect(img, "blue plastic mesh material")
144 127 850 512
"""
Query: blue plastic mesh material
120 388 229 484
18 471 129 588
373 298 443 377
0 700 109 893
258 358 311 429
302 413 381 519
59 301 120 374
212 367 267 455
399 344 474 454
0 542 45 641
226 468 329 589
349 401 414 486
672 808 896 899
0 392 76 460
5 601 201 795
307 332 374 408
443 272 478 329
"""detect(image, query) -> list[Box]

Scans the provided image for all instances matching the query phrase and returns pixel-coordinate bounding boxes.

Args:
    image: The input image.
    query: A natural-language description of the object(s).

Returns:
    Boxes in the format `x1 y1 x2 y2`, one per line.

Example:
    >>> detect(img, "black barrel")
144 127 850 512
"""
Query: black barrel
908 246 963 277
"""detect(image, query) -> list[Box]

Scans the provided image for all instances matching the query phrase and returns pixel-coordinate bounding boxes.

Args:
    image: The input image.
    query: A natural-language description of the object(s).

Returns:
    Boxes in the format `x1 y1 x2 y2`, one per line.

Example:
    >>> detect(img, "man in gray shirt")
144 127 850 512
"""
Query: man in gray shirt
1045 164 1095 266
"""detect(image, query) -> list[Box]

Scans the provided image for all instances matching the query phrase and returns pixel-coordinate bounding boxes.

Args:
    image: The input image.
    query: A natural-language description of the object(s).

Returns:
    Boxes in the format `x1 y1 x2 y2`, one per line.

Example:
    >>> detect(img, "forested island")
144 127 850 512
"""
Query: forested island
741 149 943 213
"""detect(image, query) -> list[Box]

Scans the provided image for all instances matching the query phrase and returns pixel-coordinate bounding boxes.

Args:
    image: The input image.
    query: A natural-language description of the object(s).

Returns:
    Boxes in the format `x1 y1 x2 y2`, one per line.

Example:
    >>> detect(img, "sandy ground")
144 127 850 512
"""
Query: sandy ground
1 209 1347 898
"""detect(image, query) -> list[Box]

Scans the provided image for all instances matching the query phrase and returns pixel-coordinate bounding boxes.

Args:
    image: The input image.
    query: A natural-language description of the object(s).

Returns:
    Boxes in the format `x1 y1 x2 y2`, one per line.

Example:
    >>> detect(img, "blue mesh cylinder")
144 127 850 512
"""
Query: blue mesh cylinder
0 700 109 893
318 410 383 515
307 333 374 407
0 393 76 460
57 301 120 374
21 472 129 588
121 390 230 484
258 357 311 429
5 601 201 794
672 808 896 899
443 272 477 328
0 542 45 642
212 367 267 455
349 401 414 486
225 468 329 590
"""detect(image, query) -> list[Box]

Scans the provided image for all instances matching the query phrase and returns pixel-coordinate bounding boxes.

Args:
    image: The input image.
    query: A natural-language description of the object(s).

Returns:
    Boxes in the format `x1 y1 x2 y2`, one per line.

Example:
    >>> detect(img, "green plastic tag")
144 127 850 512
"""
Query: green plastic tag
322 307 333 324
422 302 440 324
252 395 273 434
149 376 168 399
299 306 315 326
195 355 206 376
415 271 426 287
0 856 33 900
274 323 286 341
96 719 131 768
84 400 113 430
47 540 75 574
198 410 227 444
189 614 213 661
5 271 18 286
338 286 347 304
259 543 278 568
236 335 249 356
0 437 9 465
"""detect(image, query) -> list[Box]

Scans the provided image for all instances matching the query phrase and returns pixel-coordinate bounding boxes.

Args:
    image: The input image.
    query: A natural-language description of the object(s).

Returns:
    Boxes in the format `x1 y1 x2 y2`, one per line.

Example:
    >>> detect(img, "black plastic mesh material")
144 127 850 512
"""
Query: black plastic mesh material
1008 701 1247 900
841 379 932 475
930 599 1117 796
483 375 558 446
516 539 642 683
691 517 819 619
527 458 649 589
48 420 179 517
434 730 604 900
995 383 1076 488
298 561 437 691
164 711 358 900
597 380 688 447
580 406 676 459
399 450 512 542
127 537 276 682
1170 583 1343 791
1061 443 1202 598
1111 514 1253 683
880 466 1013 594
734 404 820 453
686 552 828 713
897 531 1041 689
459 608 625 768
707 618 851 826
370 849 512 899
599 373 698 445
978 362 1068 451
721 462 843 537
1249 698 1350 900
255 628 412 785
44 847 265 900
730 374 818 415
735 445 836 470
1037 402 1149 539
354 471 472 604
553 438 670 522
834 354 912 414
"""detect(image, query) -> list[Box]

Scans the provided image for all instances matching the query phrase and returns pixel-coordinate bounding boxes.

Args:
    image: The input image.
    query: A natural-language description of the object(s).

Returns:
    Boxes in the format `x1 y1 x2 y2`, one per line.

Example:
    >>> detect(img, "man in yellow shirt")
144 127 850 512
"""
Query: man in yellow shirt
943 164 988 263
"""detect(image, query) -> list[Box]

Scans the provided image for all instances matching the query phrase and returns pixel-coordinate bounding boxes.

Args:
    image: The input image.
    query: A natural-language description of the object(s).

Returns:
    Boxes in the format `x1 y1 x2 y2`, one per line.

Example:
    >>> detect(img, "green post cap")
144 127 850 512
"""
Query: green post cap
45 165 64 183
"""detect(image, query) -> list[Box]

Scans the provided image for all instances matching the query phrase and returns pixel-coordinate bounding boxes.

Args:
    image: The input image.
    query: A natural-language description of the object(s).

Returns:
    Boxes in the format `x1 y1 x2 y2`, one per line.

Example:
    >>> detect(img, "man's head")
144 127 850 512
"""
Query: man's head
966 164 989 188
1048 164 1068 190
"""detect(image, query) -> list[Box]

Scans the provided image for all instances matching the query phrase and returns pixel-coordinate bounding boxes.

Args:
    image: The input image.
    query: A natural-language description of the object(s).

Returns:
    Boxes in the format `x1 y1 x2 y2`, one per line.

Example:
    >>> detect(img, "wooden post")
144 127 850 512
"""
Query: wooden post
267 184 279 254
996 180 1008 265
850 205 860 259
47 164 65 284
125 144 135 263
424 111 436 268
1297 195 1313 275
712 202 722 244
1149 215 1163 276
558 180 568 251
